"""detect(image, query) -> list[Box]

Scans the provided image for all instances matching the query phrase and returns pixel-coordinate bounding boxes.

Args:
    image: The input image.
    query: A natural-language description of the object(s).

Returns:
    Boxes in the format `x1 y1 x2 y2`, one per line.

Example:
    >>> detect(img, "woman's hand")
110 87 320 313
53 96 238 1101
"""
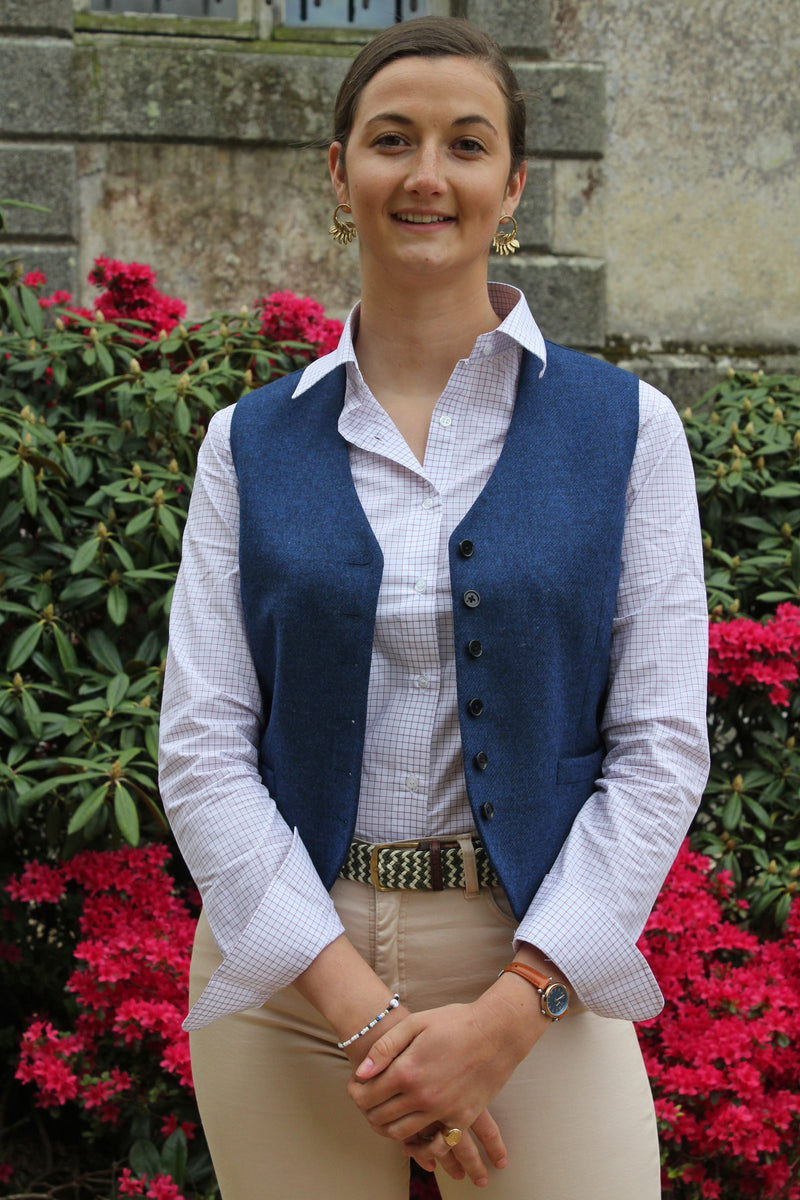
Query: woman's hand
403 1111 508 1189
346 971 552 1144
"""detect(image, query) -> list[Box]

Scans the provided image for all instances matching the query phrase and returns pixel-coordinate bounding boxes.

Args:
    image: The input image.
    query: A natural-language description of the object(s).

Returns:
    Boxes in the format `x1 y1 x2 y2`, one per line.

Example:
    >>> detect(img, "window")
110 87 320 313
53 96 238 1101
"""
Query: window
88 0 239 12
281 0 433 27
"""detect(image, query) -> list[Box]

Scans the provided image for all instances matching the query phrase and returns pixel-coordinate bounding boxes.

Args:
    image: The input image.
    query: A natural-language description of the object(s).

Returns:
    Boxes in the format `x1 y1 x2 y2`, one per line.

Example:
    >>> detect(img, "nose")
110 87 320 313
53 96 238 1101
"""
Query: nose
404 142 446 196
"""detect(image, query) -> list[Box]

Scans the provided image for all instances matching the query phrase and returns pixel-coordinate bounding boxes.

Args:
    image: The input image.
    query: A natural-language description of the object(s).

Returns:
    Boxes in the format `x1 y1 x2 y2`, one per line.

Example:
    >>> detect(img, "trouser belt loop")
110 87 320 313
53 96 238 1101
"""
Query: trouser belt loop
458 835 480 899
429 840 444 891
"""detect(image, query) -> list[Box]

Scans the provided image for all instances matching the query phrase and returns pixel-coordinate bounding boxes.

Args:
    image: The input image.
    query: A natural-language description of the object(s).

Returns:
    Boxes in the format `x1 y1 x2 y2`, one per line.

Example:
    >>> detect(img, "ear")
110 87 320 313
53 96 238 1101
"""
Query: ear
503 160 527 216
329 142 349 205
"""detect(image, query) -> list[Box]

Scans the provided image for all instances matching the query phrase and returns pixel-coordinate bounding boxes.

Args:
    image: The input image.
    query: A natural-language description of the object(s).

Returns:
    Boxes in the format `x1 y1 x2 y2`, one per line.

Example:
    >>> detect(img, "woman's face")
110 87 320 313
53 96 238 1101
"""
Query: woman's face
329 55 526 283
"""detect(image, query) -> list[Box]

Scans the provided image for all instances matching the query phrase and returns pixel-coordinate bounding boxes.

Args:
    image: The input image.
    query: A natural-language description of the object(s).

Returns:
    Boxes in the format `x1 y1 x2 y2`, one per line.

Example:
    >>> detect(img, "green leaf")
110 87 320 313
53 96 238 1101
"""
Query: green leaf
0 453 20 480
58 576 106 602
7 621 44 670
174 396 191 435
96 341 114 376
114 783 139 845
158 504 180 542
20 460 37 516
0 283 28 336
721 792 742 831
67 783 109 833
130 1139 161 1179
774 892 793 926
144 723 159 764
86 629 124 674
761 482 800 498
16 771 96 807
160 1129 188 1187
107 585 128 626
20 688 43 740
125 507 155 536
52 623 79 673
105 673 130 711
69 537 100 574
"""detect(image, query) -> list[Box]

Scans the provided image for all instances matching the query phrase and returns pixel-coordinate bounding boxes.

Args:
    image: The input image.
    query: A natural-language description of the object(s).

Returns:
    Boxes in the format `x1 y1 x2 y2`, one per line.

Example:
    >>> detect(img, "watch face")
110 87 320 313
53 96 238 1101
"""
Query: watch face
545 983 570 1018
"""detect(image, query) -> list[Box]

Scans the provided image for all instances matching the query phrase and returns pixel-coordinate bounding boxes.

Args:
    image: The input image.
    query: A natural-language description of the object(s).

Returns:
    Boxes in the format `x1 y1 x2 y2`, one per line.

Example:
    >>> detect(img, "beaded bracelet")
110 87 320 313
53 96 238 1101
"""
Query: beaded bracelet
337 994 401 1050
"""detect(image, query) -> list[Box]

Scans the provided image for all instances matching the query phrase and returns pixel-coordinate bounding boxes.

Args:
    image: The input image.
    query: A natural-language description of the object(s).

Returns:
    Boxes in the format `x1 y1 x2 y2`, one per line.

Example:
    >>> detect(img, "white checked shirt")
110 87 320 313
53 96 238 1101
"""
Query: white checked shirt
159 284 710 1031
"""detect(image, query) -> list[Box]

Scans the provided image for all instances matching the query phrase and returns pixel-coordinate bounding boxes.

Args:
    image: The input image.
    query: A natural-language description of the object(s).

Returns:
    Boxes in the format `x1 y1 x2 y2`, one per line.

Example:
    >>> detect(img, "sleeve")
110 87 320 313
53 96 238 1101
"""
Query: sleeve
158 406 345 1031
514 380 710 1020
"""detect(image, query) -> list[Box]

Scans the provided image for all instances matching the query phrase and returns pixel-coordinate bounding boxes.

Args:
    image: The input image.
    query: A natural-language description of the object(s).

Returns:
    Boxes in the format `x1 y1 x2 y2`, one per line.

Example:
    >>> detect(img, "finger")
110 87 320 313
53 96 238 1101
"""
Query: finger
471 1109 508 1170
435 1130 488 1187
354 1015 420 1080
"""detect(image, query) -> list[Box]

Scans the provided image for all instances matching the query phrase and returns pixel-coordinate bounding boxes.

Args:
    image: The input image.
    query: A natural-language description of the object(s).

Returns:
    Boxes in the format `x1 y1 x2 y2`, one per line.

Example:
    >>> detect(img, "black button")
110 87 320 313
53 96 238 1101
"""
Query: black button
474 751 489 770
463 590 481 608
458 539 474 558
481 801 495 820
468 697 484 717
467 639 483 658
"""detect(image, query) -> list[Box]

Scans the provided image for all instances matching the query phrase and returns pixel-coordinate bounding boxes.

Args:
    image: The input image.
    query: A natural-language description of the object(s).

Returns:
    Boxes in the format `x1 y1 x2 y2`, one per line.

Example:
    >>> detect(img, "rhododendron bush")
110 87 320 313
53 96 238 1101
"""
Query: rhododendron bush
637 844 800 1199
3 845 203 1196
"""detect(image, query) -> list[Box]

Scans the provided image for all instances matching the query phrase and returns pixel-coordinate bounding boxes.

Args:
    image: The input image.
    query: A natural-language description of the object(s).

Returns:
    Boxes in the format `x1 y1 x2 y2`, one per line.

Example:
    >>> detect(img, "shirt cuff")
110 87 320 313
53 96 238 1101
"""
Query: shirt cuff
514 873 664 1021
183 829 345 1030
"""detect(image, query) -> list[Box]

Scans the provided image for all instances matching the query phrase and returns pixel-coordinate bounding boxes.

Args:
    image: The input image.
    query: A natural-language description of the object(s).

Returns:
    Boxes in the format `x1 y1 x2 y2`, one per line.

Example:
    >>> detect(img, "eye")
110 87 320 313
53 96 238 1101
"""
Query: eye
453 137 486 155
373 132 408 149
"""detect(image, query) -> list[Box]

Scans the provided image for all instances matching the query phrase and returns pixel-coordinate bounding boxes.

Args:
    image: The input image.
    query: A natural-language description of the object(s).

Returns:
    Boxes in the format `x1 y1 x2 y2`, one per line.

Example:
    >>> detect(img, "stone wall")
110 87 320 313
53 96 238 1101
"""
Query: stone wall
0 0 797 377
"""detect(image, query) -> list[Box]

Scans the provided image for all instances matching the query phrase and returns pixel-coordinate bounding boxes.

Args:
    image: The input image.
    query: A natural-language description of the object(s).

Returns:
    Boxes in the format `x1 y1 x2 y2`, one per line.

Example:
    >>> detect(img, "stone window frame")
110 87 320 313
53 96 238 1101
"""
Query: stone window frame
73 0 450 42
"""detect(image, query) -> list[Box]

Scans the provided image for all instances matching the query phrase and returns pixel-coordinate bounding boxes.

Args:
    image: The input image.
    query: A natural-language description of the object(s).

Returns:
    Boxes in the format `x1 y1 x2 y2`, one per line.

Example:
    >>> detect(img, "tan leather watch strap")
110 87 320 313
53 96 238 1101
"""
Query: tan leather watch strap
501 962 551 991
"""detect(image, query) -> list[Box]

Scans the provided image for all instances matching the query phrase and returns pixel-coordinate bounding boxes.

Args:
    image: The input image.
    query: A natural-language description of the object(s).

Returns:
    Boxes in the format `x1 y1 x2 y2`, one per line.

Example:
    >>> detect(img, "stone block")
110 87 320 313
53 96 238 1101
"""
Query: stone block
518 62 605 158
0 41 73 136
490 254 605 347
0 146 77 238
0 0 73 37
1 244 78 296
514 160 552 252
553 158 605 257
462 0 550 57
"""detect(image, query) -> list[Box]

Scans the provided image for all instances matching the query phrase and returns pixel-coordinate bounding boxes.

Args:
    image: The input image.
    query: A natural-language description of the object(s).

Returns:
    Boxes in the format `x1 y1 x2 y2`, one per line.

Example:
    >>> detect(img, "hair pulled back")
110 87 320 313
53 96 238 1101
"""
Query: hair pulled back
332 16 527 176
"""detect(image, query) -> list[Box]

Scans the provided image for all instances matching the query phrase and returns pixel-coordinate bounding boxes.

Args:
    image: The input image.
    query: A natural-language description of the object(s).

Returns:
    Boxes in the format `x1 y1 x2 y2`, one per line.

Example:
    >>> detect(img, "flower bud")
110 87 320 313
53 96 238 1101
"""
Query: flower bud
712 604 724 617
727 366 735 379
781 523 792 539
152 488 164 507
28 338 37 355
682 406 692 420
710 411 721 424
244 369 253 386
168 458 178 474
715 463 726 478
767 860 777 874
176 372 191 395
794 430 800 448
43 603 54 622
756 456 765 470
787 736 796 750
744 421 754 436
702 535 712 551
12 673 23 691
218 323 229 338
140 694 152 708
772 407 784 424
239 305 249 319
728 599 739 614
129 358 141 376
11 263 23 285
199 358 209 374
178 324 188 338
741 397 751 414
97 522 109 540
94 309 105 324
90 326 99 344
731 774 743 792
54 317 65 333
158 329 167 342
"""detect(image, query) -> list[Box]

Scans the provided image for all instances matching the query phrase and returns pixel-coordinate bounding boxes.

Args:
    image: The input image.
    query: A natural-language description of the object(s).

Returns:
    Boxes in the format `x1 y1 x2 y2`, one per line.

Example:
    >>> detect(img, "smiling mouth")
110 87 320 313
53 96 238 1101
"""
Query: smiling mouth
393 213 454 224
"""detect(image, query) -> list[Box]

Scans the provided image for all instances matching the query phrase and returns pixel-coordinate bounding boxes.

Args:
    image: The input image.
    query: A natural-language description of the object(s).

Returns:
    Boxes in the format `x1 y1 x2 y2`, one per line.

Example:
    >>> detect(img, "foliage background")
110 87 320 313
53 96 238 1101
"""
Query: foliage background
1 253 799 1198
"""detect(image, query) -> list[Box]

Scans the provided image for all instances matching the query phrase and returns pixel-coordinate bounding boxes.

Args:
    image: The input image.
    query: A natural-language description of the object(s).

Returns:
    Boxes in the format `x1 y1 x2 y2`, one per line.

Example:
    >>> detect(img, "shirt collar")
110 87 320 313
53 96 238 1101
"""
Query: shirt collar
291 283 547 398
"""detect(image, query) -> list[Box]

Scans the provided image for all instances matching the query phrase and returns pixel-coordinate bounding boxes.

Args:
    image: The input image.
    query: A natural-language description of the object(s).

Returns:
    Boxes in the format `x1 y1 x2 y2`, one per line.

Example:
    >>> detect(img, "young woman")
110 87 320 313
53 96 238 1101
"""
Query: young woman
158 16 709 1198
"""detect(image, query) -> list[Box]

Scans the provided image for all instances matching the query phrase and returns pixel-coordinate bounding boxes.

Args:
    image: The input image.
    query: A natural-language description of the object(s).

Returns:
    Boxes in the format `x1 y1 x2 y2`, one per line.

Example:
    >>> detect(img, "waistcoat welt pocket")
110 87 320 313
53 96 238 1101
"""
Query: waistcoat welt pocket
556 747 604 785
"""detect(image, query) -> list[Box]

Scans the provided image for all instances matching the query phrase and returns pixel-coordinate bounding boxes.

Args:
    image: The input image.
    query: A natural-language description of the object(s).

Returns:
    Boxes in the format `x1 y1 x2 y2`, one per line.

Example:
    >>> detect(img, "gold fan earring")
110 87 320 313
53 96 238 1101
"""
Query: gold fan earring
329 204 357 246
492 214 519 256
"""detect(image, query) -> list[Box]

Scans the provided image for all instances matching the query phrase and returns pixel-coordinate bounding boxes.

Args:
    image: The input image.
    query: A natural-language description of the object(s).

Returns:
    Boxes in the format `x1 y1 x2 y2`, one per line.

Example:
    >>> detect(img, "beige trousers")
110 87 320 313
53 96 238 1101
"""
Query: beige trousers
189 878 660 1200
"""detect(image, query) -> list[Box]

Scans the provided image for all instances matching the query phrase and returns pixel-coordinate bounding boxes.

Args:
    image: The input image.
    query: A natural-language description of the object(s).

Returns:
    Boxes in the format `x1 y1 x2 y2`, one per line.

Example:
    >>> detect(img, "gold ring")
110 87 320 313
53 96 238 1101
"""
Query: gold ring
443 1127 463 1147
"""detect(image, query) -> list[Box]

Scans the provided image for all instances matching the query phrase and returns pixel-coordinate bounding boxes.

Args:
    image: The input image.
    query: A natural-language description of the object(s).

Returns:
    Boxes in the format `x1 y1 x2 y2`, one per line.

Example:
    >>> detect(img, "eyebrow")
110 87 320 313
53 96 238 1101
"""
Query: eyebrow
364 112 499 136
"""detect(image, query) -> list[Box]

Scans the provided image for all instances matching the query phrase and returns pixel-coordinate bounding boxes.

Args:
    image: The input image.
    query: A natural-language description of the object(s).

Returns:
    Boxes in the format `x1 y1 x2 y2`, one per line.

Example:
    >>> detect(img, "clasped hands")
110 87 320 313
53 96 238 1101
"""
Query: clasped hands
345 993 548 1187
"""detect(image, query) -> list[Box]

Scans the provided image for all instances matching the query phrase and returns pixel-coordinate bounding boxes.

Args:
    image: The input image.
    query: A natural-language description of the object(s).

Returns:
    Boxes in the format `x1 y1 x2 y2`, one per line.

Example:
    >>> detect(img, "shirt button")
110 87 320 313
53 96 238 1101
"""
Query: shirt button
422 497 434 510
463 590 480 608
468 697 484 717
439 415 452 428
458 539 474 558
406 775 419 792
467 639 483 658
481 344 492 357
416 675 430 690
481 801 495 820
415 579 427 594
474 751 489 770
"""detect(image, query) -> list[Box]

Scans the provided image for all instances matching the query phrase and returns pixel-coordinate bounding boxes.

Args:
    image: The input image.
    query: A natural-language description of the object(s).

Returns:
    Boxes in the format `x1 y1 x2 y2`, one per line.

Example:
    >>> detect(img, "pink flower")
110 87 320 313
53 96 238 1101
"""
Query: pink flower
23 269 47 288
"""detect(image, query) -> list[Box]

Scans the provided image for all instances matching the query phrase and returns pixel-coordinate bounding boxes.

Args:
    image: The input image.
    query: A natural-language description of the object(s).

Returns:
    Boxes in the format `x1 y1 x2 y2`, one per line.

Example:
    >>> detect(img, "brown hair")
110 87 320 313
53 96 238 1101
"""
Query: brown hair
332 16 527 176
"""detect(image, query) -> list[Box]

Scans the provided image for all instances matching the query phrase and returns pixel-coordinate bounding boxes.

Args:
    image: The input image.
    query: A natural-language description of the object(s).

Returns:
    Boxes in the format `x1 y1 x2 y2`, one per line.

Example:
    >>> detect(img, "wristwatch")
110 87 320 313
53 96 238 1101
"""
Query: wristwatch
499 962 570 1020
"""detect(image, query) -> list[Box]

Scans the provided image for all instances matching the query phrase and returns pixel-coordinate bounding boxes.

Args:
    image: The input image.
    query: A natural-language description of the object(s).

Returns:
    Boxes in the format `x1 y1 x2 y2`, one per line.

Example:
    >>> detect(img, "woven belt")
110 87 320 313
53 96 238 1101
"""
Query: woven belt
339 838 500 892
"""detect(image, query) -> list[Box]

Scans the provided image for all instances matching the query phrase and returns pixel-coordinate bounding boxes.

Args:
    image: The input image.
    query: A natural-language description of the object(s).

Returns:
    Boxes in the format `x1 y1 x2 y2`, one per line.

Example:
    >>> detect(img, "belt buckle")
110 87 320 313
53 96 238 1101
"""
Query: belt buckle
368 840 422 891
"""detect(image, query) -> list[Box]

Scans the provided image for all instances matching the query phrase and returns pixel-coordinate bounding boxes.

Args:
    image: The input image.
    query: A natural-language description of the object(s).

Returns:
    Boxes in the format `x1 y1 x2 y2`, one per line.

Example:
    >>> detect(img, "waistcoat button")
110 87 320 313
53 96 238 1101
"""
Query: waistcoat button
481 801 495 820
467 639 483 658
468 697 484 716
474 751 489 770
463 590 480 608
458 539 474 558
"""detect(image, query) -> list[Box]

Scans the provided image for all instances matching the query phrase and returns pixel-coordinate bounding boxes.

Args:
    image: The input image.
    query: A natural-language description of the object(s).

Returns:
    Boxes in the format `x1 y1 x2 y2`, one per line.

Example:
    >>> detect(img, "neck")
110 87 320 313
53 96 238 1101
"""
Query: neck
355 265 501 394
